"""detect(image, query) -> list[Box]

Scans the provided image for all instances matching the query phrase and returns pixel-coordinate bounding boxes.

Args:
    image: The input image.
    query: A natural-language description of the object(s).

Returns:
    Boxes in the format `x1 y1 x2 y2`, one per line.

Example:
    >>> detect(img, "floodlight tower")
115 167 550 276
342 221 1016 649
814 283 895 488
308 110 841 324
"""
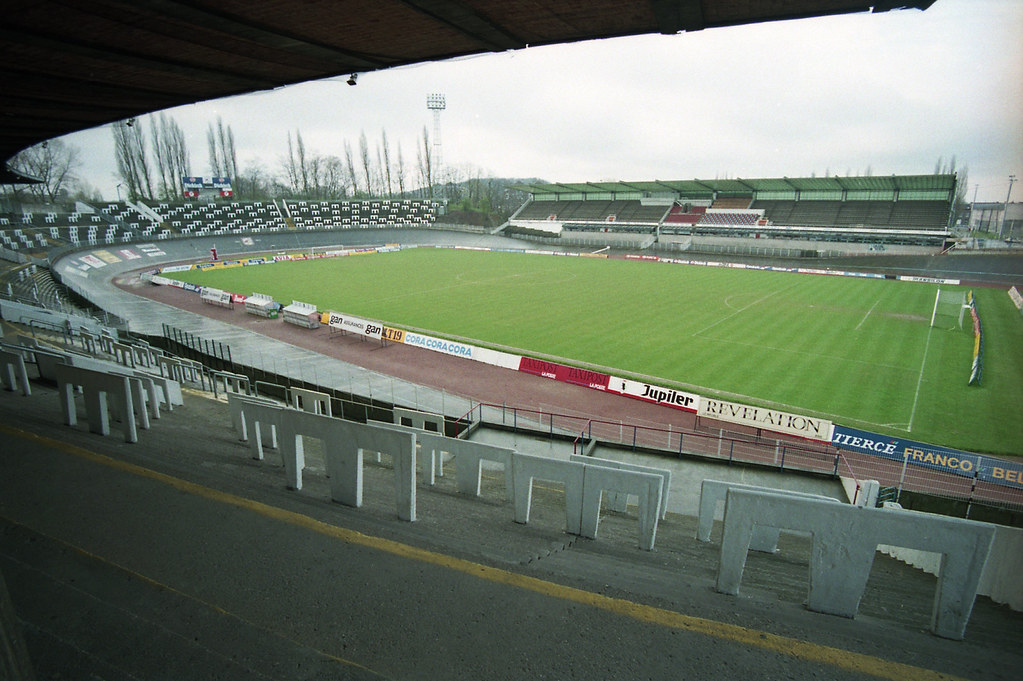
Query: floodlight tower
999 174 1016 240
427 93 446 195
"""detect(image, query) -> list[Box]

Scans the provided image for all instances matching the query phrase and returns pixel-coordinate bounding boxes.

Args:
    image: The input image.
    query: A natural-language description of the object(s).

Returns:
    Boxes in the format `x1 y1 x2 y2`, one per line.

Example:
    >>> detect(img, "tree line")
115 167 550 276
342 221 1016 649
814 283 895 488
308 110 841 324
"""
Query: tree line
1 110 530 220
109 113 443 204
105 112 527 218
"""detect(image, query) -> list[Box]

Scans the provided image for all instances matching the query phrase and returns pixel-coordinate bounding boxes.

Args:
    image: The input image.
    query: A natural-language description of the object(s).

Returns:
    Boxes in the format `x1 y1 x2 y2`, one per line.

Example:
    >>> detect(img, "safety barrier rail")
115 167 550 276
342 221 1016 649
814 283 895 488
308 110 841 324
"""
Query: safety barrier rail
459 402 841 478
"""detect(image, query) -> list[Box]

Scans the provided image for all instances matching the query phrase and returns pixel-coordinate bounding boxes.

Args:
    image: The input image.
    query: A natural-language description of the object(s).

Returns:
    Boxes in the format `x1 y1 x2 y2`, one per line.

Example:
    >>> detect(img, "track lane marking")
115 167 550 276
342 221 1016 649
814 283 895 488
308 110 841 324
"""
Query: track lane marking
0 423 970 681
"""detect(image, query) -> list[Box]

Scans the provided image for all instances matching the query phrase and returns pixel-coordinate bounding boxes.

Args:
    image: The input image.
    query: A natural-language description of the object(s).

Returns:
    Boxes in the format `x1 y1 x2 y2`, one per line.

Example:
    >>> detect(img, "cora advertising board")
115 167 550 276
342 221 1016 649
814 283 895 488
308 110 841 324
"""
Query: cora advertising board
387 329 475 359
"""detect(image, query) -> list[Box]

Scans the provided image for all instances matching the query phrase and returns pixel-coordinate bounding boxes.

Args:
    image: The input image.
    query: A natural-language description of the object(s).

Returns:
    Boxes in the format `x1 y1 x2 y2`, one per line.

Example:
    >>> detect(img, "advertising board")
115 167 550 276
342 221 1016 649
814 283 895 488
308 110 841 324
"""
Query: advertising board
698 398 833 442
832 425 1023 489
325 312 383 339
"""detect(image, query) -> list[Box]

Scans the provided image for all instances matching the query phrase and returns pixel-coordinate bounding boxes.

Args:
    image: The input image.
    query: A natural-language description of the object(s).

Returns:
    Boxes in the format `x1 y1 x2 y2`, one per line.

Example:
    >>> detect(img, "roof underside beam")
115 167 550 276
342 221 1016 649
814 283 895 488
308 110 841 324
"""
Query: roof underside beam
650 0 706 33
137 0 388 70
399 0 524 50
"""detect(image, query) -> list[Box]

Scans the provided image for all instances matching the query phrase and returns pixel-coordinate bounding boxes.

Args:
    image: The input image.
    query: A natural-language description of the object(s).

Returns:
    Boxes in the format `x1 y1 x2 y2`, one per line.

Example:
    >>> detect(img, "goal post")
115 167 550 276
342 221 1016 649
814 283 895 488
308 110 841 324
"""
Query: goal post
930 289 967 329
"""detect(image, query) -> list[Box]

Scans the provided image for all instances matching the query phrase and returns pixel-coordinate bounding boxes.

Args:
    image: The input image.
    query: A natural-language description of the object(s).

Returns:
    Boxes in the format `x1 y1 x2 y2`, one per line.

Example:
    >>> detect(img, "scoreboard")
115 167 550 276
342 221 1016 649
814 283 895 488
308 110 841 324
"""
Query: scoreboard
181 176 234 199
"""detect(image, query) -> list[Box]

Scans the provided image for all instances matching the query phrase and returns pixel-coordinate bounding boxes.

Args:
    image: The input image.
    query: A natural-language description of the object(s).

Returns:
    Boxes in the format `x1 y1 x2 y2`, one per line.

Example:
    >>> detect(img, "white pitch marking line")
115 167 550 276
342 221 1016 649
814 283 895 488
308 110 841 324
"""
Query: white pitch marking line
907 325 934 434
692 282 798 337
854 297 882 331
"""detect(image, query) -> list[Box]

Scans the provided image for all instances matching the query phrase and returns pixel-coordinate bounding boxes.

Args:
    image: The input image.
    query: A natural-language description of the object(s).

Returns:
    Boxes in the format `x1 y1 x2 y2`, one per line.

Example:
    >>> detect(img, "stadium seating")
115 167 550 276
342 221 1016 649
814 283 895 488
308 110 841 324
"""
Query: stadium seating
709 196 752 210
752 199 950 231
1 198 440 261
510 199 667 238
285 199 437 230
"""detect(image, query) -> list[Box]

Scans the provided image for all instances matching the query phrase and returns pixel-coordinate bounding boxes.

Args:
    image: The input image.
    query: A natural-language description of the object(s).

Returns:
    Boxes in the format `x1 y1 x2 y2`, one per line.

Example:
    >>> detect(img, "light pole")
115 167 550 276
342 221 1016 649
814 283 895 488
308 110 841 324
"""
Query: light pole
999 174 1017 240
116 183 123 202
427 93 445 199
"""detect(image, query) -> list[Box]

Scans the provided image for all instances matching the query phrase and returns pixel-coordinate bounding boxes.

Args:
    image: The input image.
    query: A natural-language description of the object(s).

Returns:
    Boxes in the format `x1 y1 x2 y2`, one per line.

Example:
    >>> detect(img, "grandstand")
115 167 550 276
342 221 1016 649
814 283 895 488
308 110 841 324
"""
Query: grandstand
508 174 957 255
0 198 439 255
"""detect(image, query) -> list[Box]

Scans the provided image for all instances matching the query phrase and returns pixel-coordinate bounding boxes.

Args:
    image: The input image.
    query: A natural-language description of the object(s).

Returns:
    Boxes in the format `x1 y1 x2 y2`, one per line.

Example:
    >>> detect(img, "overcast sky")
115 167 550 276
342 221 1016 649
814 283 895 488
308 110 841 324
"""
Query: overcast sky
62 0 1022 204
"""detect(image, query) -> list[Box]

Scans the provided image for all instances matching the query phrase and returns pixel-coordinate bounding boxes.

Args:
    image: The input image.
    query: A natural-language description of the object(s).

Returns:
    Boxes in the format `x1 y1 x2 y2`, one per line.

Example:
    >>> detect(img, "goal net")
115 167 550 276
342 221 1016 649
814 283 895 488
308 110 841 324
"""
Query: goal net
929 289 967 329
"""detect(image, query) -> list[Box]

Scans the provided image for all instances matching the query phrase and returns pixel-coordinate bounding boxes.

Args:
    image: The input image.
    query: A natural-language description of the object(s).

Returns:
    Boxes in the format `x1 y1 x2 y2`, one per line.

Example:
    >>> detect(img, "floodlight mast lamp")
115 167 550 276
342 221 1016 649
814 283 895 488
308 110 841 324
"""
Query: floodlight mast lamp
427 93 446 197
1000 174 1017 240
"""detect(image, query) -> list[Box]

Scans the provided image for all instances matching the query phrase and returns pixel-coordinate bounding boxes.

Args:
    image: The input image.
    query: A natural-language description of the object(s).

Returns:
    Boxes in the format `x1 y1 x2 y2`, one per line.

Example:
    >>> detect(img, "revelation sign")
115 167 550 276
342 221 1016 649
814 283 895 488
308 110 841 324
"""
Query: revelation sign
698 398 833 441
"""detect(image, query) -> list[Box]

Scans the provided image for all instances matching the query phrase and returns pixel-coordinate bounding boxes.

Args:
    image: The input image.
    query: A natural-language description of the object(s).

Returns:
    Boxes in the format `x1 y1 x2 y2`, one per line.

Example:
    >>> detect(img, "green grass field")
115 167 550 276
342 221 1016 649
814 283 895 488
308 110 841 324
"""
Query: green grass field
166 248 1023 455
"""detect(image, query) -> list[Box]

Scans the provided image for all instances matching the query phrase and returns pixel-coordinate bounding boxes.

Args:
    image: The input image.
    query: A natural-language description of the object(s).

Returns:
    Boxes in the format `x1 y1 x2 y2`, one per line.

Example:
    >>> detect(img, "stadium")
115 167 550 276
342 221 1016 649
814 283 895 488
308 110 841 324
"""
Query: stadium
2 2 1023 680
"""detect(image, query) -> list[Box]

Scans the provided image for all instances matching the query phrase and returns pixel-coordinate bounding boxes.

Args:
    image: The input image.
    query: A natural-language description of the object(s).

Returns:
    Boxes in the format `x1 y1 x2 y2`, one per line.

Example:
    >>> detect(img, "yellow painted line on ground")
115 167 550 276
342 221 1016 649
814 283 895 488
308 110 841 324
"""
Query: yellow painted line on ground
1 423 968 681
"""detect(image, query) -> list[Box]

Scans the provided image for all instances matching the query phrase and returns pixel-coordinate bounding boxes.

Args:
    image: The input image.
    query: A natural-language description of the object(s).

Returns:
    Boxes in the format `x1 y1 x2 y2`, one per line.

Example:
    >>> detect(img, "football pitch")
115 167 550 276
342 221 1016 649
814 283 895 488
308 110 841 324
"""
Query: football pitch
166 248 1023 455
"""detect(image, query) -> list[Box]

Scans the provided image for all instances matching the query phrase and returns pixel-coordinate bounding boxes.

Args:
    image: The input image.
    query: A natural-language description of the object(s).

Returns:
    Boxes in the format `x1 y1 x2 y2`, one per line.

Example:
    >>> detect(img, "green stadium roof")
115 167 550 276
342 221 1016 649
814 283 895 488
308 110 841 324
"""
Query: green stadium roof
513 174 957 197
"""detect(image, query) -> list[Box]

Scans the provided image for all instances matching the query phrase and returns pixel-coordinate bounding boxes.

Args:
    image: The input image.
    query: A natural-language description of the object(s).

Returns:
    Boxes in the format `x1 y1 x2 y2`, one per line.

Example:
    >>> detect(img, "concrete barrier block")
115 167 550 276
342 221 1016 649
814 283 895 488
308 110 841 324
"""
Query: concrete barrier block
158 355 203 385
79 329 98 354
110 371 160 421
393 408 445 478
453 440 516 500
98 332 115 354
213 371 250 398
55 363 138 443
9 343 72 381
234 407 418 521
290 386 332 416
579 465 662 551
227 393 282 460
111 372 156 426
715 488 995 639
0 348 31 396
111 341 137 369
697 479 839 553
141 370 183 409
570 455 670 520
321 420 418 521
352 423 417 522
512 453 584 535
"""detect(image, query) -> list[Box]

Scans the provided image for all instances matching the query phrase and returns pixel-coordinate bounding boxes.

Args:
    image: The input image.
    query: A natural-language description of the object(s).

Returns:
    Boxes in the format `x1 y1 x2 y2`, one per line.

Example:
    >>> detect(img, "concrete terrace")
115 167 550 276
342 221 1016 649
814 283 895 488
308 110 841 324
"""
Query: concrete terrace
1 318 1022 680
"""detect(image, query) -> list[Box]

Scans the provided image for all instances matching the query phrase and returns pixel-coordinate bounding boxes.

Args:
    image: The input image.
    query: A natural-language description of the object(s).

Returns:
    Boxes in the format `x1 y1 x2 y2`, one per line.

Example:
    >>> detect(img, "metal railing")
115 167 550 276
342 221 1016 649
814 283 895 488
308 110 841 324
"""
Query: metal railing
459 401 841 477
457 401 1023 515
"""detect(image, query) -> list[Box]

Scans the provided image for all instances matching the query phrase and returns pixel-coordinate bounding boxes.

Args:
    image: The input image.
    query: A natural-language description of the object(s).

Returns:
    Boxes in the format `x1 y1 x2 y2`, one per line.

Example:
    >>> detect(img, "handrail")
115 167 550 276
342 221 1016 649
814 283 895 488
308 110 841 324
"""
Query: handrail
836 453 864 505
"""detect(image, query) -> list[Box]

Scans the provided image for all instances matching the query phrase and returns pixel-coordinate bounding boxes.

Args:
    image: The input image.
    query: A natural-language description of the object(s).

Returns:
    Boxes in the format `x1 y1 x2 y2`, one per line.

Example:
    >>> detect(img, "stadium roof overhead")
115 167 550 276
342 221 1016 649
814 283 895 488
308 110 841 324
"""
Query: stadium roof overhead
512 174 958 198
1 0 936 182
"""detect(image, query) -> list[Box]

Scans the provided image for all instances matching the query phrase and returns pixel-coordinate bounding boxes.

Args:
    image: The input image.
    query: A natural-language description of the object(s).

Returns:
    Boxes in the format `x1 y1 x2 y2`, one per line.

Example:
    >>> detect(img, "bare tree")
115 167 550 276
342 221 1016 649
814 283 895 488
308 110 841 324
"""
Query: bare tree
321 155 348 198
417 126 433 199
207 125 221 177
235 162 274 200
207 116 238 180
6 139 81 203
295 130 309 194
221 120 237 180
284 129 314 196
113 119 153 201
284 130 300 194
380 129 394 198
358 131 372 198
396 141 407 196
151 113 191 199
937 155 969 221
344 140 359 197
